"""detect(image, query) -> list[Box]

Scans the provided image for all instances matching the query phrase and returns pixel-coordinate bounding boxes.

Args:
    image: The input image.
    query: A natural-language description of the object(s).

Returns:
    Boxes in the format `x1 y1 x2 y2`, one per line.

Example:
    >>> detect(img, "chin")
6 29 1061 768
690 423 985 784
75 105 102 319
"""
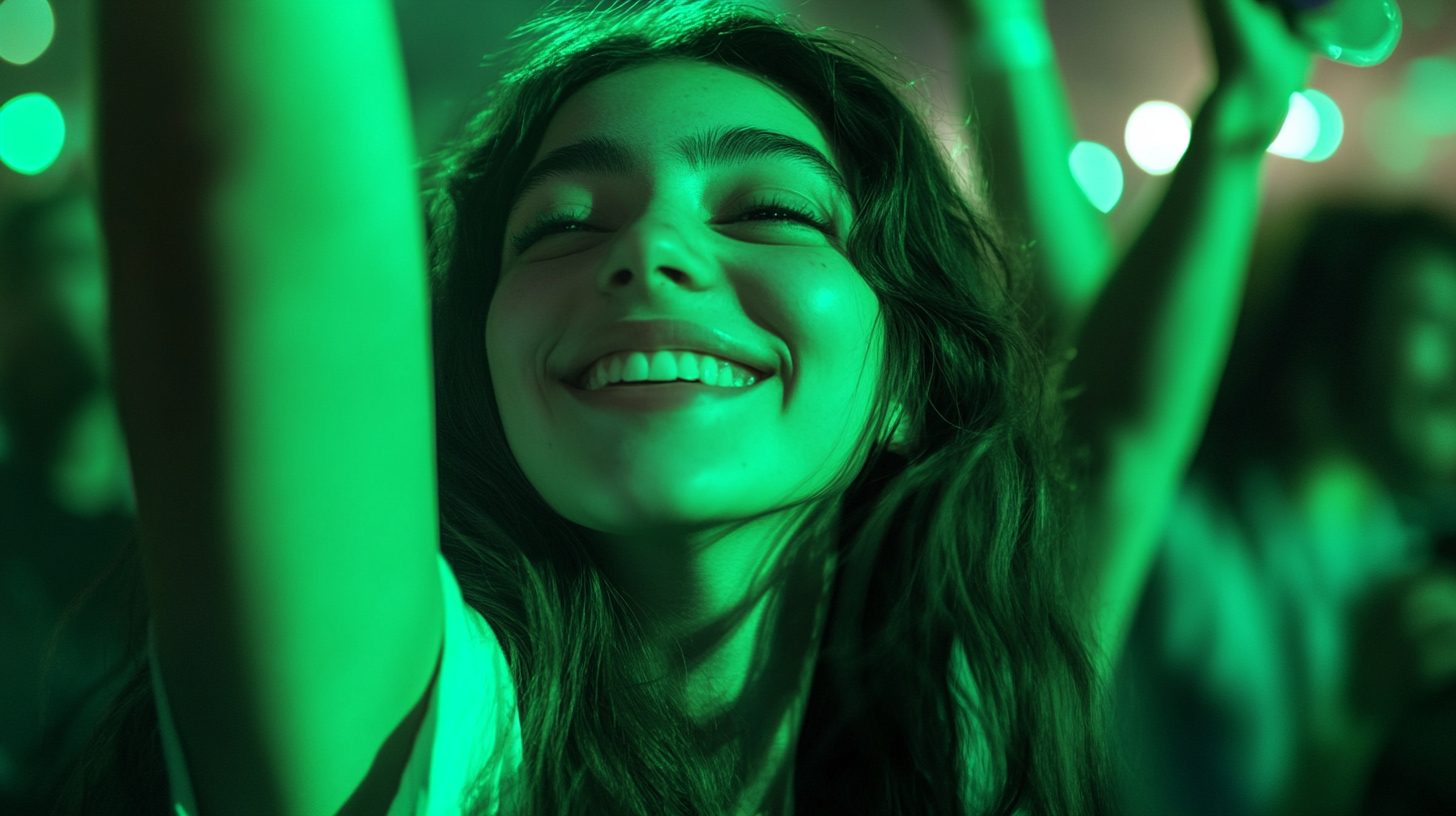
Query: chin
544 475 784 537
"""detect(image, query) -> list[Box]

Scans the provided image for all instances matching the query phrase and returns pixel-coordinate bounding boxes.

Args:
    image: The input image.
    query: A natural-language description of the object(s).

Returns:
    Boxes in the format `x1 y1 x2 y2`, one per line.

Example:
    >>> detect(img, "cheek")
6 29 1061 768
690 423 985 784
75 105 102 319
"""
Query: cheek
764 256 882 390
485 266 578 431
484 278 532 394
487 260 581 366
741 252 885 456
485 268 602 523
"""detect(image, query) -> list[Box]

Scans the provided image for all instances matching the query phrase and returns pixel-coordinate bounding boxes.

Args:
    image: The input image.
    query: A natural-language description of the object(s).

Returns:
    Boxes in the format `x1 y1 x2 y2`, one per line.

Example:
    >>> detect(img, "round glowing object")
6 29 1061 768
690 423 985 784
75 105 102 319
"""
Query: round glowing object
0 93 65 175
1068 140 1124 213
1124 101 1192 176
1302 89 1344 162
1268 91 1321 159
0 0 55 65
1292 0 1402 67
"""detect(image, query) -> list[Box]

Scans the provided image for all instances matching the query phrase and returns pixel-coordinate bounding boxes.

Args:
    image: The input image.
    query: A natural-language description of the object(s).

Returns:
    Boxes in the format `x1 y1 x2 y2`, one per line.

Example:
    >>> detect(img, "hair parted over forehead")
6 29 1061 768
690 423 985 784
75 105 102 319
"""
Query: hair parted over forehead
424 2 1111 813
429 0 1025 457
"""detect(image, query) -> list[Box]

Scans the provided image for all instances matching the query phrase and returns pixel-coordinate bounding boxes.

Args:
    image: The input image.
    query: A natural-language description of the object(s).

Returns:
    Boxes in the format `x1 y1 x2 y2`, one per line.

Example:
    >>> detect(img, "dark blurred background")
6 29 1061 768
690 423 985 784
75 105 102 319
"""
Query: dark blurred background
2 0 1454 813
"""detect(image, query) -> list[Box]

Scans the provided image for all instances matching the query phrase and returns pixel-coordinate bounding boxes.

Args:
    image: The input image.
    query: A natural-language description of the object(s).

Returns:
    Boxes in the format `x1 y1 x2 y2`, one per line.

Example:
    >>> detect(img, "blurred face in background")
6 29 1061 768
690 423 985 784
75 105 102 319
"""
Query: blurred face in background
1362 243 1456 489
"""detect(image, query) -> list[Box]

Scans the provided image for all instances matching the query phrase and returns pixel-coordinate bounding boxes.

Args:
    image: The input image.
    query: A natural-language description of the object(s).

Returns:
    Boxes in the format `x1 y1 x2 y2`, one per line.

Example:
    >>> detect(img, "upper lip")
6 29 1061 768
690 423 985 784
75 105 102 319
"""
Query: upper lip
560 319 780 385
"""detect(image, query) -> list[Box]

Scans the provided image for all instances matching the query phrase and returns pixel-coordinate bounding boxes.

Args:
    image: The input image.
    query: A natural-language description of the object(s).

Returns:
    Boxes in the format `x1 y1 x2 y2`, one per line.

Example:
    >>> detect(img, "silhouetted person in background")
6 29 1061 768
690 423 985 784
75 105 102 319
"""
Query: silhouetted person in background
1115 206 1456 816
0 186 133 811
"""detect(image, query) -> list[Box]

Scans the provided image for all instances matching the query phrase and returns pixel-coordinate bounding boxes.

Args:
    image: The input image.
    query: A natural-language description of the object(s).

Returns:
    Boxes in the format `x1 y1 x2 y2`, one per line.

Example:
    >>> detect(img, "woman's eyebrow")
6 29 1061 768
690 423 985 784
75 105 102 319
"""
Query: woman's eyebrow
679 126 848 198
513 126 848 205
513 137 637 204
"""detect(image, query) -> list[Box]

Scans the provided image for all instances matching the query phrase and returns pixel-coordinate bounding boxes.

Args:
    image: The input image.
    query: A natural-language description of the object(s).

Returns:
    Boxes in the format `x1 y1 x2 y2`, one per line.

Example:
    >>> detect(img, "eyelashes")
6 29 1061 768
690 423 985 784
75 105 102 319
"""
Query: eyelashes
509 194 837 252
510 211 592 252
735 193 836 234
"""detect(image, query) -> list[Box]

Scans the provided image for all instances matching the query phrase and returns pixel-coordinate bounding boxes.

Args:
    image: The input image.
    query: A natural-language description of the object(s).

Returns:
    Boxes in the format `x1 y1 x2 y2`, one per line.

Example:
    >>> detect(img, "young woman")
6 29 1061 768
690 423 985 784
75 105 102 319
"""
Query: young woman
77 1 1307 814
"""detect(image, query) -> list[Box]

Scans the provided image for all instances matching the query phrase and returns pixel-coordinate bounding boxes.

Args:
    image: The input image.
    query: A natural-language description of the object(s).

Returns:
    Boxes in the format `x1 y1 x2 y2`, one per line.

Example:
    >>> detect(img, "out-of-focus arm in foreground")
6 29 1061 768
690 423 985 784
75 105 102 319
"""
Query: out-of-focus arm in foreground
98 3 442 813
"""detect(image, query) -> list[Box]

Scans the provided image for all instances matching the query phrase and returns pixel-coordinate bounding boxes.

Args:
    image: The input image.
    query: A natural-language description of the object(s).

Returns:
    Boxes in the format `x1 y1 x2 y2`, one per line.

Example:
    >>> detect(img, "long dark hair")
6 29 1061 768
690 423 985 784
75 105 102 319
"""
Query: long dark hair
427 3 1109 814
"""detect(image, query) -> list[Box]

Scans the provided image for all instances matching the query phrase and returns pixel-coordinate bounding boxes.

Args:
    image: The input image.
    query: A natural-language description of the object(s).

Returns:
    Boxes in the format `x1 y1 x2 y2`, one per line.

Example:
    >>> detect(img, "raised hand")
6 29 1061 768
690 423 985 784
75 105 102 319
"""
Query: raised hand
1200 0 1314 152
1055 0 1308 665
929 0 1115 333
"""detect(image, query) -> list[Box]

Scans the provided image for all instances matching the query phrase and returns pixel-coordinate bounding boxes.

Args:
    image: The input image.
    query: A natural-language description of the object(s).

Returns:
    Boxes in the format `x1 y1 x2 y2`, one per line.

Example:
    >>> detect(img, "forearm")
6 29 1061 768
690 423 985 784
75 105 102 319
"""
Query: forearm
100 1 434 532
99 3 440 813
957 6 1114 335
1067 87 1267 661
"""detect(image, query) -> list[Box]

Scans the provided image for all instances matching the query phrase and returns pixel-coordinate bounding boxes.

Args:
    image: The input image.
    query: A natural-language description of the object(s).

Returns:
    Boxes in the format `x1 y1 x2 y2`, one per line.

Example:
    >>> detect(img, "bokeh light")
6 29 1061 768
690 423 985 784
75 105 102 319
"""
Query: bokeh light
1302 89 1345 163
1124 101 1191 176
1269 92 1321 159
1363 94 1428 174
0 92 65 175
1069 140 1124 213
0 0 55 66
1403 56 1456 137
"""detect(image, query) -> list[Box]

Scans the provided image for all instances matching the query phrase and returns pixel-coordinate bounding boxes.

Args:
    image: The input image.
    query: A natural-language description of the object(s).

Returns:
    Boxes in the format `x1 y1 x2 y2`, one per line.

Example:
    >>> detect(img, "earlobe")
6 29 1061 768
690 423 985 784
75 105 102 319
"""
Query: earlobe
886 401 911 454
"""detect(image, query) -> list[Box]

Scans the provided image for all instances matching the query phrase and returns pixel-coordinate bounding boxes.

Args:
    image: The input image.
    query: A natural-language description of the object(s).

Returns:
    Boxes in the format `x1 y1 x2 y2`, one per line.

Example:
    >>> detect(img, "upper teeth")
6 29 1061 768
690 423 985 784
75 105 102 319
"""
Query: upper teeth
582 350 760 390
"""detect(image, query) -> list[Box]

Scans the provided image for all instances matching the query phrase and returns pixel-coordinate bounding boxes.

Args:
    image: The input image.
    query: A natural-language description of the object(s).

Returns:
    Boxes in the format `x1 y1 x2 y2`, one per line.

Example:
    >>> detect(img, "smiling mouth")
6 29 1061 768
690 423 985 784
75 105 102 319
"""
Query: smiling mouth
579 350 765 390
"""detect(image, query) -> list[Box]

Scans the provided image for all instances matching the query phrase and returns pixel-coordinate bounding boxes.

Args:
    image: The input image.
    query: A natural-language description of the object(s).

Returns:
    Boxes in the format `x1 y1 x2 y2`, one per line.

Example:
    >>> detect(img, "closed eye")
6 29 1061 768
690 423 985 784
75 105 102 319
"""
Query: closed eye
510 213 601 252
511 195 837 253
732 196 835 235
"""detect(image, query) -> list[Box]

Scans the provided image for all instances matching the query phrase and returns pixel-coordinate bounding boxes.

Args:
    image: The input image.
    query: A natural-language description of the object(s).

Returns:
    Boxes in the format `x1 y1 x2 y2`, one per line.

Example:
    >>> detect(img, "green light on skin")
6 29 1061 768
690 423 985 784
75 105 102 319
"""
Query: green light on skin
1068 140 1123 213
1403 56 1456 137
1301 89 1344 163
0 0 55 66
0 93 65 174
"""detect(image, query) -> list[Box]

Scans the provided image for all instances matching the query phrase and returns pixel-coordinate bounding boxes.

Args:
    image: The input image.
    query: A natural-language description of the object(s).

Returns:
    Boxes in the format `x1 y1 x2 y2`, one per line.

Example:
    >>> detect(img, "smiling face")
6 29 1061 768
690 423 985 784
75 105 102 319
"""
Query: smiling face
486 60 886 536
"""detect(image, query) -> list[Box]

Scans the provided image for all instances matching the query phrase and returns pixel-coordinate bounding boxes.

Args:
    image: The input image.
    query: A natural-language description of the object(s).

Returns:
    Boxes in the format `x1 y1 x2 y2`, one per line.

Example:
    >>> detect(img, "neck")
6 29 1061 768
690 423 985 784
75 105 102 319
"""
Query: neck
589 503 838 814
595 508 803 631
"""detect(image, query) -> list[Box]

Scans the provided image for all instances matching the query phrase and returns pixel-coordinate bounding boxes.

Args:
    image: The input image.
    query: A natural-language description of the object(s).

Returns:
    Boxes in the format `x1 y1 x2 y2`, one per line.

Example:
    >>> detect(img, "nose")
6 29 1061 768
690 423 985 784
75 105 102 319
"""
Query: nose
596 209 719 295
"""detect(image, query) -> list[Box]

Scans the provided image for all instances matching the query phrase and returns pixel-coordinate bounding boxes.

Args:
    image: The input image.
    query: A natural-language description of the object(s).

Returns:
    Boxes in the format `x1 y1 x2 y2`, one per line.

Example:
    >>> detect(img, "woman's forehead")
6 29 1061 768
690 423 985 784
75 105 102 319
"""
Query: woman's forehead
532 60 833 165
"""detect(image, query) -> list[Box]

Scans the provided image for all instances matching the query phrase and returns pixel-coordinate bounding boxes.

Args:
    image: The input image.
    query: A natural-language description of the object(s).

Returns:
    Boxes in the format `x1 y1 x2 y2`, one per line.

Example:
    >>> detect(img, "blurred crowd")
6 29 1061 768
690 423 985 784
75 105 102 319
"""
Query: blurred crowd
1113 205 1456 815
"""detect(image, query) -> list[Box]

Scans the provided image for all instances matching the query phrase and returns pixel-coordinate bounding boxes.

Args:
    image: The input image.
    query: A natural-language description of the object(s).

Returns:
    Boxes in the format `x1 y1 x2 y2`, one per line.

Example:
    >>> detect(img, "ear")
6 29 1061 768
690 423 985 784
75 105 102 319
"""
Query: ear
885 401 911 454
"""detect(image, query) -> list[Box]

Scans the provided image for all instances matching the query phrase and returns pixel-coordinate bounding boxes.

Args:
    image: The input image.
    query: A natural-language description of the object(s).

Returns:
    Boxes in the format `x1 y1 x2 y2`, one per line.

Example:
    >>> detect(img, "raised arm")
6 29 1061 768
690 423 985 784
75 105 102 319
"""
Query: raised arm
98 3 442 814
938 0 1116 337
1061 0 1310 667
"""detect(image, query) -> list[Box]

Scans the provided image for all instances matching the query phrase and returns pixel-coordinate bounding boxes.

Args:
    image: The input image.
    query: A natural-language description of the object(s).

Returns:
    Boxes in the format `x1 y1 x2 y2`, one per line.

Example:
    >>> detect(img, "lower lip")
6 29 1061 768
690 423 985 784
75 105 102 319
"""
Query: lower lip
566 379 765 410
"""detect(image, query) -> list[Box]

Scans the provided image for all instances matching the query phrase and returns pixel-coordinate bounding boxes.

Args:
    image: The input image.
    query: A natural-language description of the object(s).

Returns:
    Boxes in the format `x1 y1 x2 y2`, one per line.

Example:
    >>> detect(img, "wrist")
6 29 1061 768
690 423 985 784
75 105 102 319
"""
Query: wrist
1195 83 1291 159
